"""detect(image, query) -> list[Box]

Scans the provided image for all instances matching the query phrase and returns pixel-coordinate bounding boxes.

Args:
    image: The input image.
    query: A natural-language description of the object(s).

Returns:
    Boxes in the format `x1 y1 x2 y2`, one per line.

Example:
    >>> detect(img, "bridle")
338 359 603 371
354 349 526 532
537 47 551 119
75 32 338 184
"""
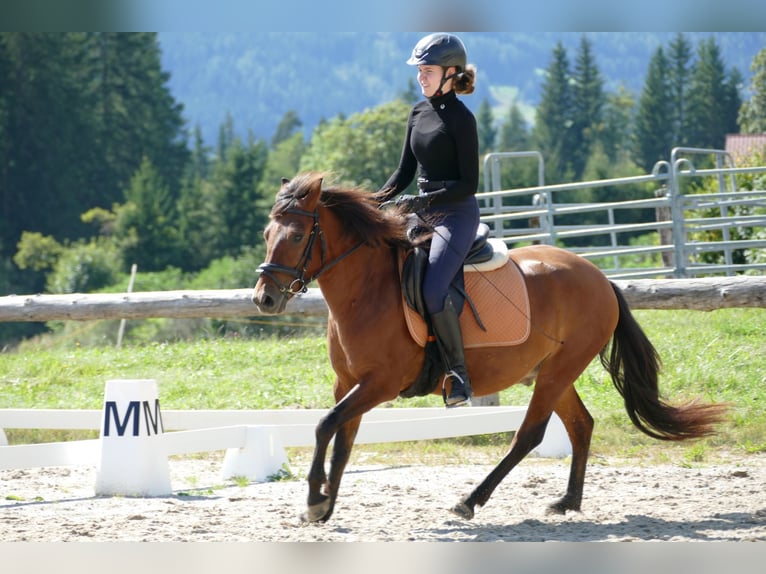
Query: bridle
256 205 364 297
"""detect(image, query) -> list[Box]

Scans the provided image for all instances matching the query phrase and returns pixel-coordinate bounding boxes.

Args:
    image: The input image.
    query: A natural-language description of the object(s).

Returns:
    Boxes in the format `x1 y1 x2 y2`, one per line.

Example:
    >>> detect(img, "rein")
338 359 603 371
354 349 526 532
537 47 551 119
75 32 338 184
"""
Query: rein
257 206 365 296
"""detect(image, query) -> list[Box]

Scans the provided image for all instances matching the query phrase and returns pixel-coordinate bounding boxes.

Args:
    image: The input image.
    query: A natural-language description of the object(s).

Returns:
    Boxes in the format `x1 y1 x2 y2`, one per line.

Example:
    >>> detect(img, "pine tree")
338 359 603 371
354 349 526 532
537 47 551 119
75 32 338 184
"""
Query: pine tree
686 37 734 150
81 33 188 206
667 33 693 146
571 35 605 180
188 124 211 181
496 101 537 190
398 77 420 104
177 174 218 271
0 34 13 257
476 97 496 156
213 135 269 257
738 47 766 133
724 67 744 137
498 101 530 151
116 157 180 271
600 85 636 163
634 47 674 171
271 110 302 149
533 42 575 183
0 34 94 245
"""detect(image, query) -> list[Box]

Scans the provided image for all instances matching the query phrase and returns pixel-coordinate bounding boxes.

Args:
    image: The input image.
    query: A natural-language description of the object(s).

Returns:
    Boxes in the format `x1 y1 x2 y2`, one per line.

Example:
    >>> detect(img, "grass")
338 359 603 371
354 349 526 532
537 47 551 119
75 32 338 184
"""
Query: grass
1 308 764 466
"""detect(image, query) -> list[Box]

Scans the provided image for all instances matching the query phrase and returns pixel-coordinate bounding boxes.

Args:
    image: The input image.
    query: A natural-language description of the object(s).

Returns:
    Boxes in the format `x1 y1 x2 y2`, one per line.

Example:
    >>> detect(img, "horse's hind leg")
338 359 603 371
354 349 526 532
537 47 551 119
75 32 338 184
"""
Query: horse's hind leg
451 387 557 520
546 385 593 514
452 353 597 520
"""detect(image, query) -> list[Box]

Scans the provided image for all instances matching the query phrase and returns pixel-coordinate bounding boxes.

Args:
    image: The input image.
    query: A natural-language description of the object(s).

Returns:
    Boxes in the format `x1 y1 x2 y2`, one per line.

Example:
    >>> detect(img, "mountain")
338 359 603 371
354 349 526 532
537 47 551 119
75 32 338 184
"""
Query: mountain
157 32 766 146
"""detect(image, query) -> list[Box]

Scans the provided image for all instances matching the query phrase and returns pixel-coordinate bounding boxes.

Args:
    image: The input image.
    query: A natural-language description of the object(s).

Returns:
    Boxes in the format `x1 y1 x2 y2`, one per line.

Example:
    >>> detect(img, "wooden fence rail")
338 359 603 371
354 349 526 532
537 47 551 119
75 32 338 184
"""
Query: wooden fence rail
0 276 764 323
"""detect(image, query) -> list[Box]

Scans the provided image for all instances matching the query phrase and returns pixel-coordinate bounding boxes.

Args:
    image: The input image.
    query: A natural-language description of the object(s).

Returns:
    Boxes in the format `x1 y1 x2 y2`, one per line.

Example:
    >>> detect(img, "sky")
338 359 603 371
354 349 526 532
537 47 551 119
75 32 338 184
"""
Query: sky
2 0 766 32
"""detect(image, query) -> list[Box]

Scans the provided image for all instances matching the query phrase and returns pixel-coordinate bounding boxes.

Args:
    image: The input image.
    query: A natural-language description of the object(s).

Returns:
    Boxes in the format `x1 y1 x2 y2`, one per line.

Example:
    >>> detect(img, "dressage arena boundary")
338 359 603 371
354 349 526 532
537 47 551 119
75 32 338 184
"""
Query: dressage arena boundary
0 385 571 494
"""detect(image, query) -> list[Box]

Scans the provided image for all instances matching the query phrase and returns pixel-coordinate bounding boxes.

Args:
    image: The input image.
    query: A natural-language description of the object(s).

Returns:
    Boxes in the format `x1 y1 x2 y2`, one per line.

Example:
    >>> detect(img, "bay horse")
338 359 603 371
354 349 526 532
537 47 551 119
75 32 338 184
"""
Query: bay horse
251 172 726 523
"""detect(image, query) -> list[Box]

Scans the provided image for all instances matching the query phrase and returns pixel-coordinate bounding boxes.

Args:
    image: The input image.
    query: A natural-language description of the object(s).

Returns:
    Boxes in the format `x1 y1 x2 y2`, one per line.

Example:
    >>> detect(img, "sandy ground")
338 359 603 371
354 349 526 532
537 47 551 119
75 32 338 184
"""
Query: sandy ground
1 452 765 543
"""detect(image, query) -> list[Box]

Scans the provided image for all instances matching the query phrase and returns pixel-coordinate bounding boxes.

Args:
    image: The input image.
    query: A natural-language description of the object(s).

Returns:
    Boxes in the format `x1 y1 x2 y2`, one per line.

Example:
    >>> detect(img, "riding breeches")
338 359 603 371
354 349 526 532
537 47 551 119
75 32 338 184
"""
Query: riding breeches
421 195 481 315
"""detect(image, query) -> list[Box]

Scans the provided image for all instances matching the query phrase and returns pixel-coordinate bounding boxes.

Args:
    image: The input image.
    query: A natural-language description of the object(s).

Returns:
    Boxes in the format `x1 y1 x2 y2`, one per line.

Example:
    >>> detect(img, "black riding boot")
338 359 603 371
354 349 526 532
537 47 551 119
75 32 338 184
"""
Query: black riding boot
430 297 473 408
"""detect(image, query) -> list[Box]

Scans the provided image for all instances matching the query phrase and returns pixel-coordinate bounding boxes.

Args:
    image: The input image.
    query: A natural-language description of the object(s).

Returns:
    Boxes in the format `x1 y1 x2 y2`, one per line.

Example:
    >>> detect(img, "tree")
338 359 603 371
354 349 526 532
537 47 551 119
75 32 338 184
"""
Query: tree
498 101 530 152
259 131 307 197
300 100 412 190
533 42 575 183
188 124 211 181
570 35 605 180
211 134 269 256
634 47 674 171
115 157 180 271
599 85 636 164
398 77 420 104
724 67 744 138
176 175 219 271
667 33 693 146
495 101 537 191
686 37 739 150
738 47 766 133
476 97 496 156
271 110 302 149
0 33 189 271
79 33 188 205
0 33 94 251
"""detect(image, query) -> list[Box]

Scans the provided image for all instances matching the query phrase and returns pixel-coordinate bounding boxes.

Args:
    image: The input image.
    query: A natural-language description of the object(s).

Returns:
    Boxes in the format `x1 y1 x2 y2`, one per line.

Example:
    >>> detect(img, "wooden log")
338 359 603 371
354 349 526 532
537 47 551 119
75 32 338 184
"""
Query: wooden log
0 276 763 322
0 289 327 322
611 276 766 311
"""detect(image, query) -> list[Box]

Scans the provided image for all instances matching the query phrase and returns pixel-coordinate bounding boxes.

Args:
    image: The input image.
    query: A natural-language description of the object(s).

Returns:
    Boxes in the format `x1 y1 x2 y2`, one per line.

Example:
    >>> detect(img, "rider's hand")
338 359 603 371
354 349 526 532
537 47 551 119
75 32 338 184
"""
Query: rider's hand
395 194 431 213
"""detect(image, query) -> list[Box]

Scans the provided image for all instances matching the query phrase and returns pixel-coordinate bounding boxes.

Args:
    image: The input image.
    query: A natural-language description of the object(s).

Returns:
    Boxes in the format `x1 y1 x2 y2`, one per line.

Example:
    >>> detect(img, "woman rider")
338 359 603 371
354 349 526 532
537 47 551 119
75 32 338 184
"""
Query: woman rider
378 33 480 408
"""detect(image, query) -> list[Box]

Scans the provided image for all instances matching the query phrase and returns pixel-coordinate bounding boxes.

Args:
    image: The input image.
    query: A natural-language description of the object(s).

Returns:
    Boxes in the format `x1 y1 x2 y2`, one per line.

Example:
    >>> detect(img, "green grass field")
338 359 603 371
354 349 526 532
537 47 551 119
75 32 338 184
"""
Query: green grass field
1 308 764 465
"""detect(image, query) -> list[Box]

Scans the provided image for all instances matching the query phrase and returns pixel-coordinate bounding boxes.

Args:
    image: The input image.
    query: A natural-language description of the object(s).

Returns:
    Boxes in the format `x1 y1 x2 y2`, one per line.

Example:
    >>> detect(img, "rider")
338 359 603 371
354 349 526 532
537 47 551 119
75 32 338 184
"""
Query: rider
378 33 480 408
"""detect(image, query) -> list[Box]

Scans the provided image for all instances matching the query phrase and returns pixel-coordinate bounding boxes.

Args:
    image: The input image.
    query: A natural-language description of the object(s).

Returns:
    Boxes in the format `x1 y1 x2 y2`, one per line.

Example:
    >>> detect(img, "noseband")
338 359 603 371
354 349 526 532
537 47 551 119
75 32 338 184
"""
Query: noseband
257 206 364 296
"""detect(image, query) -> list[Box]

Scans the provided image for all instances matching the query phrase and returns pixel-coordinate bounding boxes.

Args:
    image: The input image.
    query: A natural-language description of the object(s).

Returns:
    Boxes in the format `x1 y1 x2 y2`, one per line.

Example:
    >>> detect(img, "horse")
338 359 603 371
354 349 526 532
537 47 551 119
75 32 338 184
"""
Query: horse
251 171 727 523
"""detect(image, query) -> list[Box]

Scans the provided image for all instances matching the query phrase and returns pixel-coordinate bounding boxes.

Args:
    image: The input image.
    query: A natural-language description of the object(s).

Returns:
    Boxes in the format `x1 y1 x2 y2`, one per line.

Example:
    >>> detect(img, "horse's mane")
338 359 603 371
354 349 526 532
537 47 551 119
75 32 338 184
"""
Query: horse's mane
273 172 411 248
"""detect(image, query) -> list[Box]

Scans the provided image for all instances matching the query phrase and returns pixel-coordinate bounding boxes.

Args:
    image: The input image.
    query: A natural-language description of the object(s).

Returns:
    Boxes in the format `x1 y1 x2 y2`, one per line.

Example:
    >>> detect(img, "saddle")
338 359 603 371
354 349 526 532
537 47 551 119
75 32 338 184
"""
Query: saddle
398 223 531 398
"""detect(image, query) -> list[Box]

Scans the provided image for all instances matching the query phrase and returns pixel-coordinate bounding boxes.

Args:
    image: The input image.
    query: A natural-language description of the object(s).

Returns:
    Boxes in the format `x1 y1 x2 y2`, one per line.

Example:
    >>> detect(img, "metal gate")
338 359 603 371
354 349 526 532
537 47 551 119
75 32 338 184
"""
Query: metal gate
479 147 766 278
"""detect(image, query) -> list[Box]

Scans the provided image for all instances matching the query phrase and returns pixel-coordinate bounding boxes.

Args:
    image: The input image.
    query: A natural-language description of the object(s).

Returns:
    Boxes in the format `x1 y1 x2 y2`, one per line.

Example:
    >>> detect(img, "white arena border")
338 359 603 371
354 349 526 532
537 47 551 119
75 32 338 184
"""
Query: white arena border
0 406 571 478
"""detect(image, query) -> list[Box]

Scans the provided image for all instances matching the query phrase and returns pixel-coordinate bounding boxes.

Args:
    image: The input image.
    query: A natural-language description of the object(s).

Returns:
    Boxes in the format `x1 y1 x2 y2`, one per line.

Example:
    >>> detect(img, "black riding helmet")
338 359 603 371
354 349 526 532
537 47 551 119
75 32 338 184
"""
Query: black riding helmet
407 33 467 97
406 33 467 72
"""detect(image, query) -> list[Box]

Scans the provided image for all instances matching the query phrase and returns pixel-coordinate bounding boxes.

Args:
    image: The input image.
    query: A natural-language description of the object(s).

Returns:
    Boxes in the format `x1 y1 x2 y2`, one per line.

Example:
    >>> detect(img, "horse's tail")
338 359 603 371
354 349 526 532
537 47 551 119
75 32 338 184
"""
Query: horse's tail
599 282 728 441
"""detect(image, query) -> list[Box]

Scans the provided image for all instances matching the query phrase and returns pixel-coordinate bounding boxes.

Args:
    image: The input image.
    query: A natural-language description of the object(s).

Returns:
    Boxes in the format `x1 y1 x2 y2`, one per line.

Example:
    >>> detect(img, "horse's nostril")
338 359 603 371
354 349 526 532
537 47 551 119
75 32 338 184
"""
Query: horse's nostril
253 293 274 311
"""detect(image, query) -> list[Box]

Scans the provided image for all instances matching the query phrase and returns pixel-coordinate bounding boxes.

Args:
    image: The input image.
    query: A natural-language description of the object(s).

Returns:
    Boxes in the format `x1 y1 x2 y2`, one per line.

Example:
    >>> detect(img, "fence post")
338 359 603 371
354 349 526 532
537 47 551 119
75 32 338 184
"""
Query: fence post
654 185 674 273
669 152 688 278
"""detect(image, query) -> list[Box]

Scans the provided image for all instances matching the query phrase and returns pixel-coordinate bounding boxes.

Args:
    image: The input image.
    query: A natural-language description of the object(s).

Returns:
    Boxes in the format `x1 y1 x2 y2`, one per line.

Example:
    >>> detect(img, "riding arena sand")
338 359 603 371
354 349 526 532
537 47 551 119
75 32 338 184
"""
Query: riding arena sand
1 451 764 543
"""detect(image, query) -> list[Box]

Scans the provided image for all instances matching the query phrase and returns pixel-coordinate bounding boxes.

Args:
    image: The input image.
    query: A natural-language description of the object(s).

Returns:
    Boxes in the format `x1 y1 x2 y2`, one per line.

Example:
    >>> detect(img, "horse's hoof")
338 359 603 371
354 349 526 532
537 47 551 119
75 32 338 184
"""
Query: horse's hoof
546 497 579 515
300 500 332 523
450 501 475 520
545 503 567 516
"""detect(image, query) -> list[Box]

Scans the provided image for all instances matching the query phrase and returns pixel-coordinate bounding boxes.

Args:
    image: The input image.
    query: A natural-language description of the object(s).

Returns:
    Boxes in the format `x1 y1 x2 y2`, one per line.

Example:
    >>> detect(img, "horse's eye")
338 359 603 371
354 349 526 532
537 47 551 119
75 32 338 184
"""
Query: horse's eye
293 233 304 243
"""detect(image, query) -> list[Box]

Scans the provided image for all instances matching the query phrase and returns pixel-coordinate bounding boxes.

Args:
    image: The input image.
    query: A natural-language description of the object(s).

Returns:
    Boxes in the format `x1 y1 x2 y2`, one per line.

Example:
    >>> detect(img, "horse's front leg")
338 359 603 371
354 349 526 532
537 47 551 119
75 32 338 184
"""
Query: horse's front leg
301 412 361 523
301 419 334 522
300 381 384 523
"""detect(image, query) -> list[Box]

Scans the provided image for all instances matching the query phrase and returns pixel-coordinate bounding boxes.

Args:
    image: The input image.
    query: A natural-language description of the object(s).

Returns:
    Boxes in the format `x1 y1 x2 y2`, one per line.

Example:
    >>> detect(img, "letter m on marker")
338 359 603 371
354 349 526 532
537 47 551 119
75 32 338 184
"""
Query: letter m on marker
103 401 140 437
143 399 164 435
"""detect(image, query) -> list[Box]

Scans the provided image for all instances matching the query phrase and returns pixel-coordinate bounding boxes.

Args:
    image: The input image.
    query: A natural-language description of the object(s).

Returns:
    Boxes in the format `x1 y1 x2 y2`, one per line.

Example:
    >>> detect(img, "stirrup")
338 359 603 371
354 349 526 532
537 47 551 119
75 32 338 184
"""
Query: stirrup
442 370 472 408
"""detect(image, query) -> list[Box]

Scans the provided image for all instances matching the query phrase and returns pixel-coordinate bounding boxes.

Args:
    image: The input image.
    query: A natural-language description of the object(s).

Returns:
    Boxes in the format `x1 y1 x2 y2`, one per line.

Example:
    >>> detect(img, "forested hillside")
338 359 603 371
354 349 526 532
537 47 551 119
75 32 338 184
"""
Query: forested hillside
157 32 766 144
1 32 765 346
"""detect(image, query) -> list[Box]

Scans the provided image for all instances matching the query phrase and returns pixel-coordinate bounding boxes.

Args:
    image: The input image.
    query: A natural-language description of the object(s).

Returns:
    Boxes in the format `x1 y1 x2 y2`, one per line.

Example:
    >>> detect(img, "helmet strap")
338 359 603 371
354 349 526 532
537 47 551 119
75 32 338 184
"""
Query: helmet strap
433 67 458 98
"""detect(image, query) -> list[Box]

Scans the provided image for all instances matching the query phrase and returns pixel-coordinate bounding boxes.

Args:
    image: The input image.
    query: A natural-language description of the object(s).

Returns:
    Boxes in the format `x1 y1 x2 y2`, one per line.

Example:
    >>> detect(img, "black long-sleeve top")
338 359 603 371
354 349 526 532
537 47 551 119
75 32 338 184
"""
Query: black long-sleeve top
379 90 479 207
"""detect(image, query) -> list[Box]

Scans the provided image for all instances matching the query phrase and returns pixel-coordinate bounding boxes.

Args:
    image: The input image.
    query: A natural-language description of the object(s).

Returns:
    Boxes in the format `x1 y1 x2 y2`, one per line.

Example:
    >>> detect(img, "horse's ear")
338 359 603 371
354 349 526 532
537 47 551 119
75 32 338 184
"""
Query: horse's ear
281 177 290 185
299 176 322 211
